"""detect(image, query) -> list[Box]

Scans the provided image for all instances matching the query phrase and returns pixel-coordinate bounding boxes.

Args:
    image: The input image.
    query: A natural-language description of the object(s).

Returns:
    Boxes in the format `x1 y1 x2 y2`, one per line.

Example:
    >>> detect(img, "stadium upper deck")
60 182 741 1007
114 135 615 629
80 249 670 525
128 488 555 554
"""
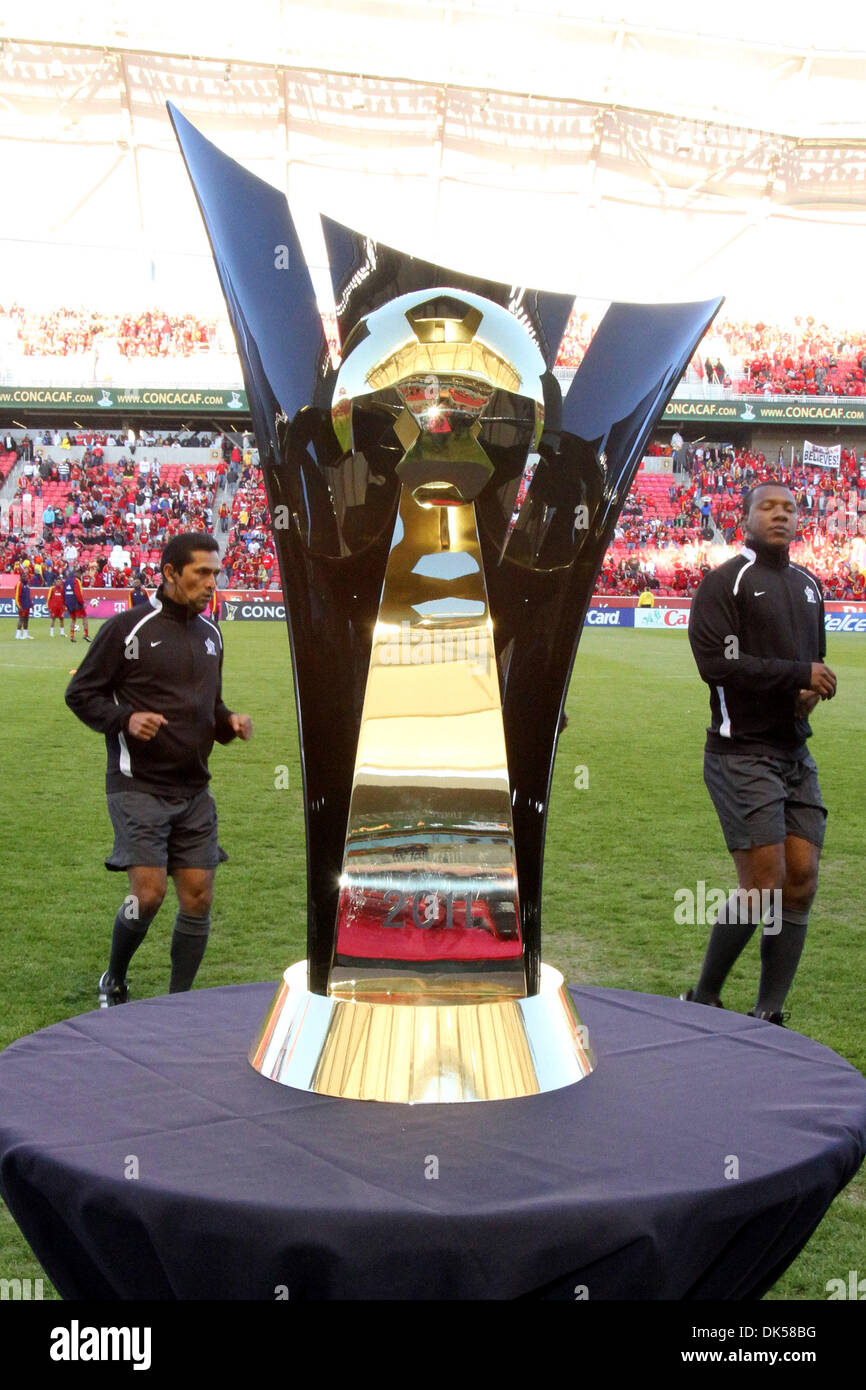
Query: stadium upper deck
3 303 866 403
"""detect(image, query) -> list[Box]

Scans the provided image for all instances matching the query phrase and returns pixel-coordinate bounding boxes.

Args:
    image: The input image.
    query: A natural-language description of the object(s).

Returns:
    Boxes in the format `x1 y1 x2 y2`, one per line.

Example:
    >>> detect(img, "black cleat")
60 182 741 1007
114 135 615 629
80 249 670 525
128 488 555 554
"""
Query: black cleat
679 988 724 1007
98 971 129 1008
83 635 91 642
748 1008 789 1027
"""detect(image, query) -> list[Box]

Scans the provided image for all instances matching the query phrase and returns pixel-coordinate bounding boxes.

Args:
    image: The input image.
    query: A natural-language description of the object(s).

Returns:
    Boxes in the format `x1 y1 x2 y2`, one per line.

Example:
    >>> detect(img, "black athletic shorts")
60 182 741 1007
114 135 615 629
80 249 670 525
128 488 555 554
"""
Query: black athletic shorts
105 787 221 872
703 750 827 853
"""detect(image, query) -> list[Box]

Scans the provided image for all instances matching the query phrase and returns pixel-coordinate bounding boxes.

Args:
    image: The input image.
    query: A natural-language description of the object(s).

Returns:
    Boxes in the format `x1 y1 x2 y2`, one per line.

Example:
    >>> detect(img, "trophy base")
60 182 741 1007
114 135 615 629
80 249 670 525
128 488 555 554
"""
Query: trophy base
249 961 594 1103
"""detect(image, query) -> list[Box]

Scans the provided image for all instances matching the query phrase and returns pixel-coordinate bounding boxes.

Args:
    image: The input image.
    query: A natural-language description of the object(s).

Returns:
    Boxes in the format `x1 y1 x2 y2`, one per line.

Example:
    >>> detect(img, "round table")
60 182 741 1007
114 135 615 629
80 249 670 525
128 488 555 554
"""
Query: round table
0 983 863 1300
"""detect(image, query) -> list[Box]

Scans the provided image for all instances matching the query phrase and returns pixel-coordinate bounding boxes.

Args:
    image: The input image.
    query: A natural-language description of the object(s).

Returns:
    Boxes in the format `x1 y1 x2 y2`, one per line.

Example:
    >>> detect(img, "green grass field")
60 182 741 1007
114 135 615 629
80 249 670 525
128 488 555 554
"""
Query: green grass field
1 621 864 1300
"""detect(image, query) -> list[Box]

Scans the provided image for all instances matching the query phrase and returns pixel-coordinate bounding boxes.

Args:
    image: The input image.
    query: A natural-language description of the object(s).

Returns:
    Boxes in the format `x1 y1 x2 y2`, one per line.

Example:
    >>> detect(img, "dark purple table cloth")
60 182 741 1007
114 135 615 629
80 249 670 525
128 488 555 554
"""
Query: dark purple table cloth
0 983 863 1300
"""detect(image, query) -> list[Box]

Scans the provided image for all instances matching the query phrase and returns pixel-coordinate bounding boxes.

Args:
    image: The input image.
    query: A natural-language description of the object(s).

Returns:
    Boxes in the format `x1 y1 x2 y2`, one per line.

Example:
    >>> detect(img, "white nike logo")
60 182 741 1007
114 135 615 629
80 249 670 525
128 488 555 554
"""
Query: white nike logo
150 640 162 647
754 590 766 596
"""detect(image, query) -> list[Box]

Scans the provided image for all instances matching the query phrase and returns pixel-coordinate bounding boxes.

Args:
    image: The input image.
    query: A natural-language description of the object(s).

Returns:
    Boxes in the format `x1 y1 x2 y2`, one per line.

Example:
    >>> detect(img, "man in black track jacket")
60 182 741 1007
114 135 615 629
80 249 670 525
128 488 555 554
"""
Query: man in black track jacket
682 483 837 1024
66 532 253 1007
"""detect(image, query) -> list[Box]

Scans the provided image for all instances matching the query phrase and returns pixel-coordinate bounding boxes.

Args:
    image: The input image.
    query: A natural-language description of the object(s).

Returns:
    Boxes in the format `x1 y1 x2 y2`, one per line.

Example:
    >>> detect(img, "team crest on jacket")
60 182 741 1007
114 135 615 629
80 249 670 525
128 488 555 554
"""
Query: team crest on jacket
804 587 817 603
205 638 217 654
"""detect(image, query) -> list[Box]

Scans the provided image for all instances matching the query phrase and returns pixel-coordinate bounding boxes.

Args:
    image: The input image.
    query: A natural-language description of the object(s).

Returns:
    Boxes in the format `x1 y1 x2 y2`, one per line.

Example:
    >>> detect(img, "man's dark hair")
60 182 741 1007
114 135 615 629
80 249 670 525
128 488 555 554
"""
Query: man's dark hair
160 532 219 578
742 482 795 516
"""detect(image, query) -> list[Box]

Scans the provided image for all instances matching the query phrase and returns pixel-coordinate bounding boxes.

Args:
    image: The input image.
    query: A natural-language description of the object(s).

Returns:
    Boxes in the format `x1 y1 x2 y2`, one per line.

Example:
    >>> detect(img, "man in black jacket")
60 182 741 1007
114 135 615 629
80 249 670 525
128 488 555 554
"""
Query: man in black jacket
66 532 253 1006
683 483 837 1023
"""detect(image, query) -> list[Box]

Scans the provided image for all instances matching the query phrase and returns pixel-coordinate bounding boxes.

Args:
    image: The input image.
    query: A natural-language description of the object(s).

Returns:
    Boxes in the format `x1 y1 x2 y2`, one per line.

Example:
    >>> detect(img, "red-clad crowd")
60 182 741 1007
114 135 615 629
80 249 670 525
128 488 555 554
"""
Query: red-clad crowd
116 310 215 359
221 475 278 589
553 310 597 373
4 426 865 602
599 445 866 597
3 460 216 589
2 430 242 587
553 308 866 397
2 304 218 358
713 316 866 393
6 297 866 400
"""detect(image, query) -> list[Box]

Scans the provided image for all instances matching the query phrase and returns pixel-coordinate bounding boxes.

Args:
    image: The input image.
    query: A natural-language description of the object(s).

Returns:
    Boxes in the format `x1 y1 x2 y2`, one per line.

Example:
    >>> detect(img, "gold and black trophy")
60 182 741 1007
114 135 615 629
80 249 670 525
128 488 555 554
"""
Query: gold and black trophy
171 105 720 1102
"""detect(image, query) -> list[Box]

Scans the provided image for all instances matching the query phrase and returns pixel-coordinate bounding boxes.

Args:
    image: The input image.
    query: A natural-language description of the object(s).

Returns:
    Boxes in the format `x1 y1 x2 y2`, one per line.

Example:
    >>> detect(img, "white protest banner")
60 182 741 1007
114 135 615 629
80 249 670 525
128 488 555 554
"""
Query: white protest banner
803 439 841 470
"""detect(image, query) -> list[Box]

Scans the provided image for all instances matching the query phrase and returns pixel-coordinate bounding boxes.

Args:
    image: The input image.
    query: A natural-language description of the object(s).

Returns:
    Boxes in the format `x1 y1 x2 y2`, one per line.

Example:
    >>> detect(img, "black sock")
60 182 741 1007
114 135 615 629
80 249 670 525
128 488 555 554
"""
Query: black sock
107 903 158 982
755 911 809 1016
694 890 765 1003
169 912 211 993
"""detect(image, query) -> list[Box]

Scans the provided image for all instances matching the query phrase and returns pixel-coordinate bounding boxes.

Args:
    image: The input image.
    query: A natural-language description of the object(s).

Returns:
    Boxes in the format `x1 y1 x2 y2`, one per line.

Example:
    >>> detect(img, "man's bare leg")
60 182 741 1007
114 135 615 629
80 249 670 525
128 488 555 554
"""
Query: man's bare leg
102 865 167 1001
692 842 785 1005
753 834 819 1017
168 866 215 993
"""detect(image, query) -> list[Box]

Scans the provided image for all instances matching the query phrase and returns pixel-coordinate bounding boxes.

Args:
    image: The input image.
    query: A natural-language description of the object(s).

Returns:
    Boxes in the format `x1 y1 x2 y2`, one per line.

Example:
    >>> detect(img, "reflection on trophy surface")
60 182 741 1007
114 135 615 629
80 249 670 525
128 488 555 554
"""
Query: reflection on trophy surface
330 289 544 1003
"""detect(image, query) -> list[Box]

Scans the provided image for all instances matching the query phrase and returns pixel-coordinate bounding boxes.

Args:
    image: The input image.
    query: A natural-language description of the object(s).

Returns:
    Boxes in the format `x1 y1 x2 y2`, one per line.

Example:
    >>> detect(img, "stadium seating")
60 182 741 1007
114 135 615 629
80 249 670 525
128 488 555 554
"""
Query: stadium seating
3 305 217 359
2 431 864 599
1 442 226 584
5 299 866 403
552 308 866 397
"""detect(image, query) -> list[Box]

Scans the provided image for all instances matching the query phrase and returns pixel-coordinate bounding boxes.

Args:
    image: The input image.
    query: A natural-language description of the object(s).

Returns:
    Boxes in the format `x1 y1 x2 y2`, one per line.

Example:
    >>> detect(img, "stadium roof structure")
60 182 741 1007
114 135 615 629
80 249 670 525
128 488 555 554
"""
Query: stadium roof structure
3 3 866 319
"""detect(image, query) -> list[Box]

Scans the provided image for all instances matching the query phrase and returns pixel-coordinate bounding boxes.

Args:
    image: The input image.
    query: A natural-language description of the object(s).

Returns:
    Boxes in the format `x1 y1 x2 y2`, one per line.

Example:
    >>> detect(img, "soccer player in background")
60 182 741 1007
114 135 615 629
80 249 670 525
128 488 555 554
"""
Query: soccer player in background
14 564 34 640
47 575 67 636
128 576 150 609
683 483 837 1024
64 568 90 643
